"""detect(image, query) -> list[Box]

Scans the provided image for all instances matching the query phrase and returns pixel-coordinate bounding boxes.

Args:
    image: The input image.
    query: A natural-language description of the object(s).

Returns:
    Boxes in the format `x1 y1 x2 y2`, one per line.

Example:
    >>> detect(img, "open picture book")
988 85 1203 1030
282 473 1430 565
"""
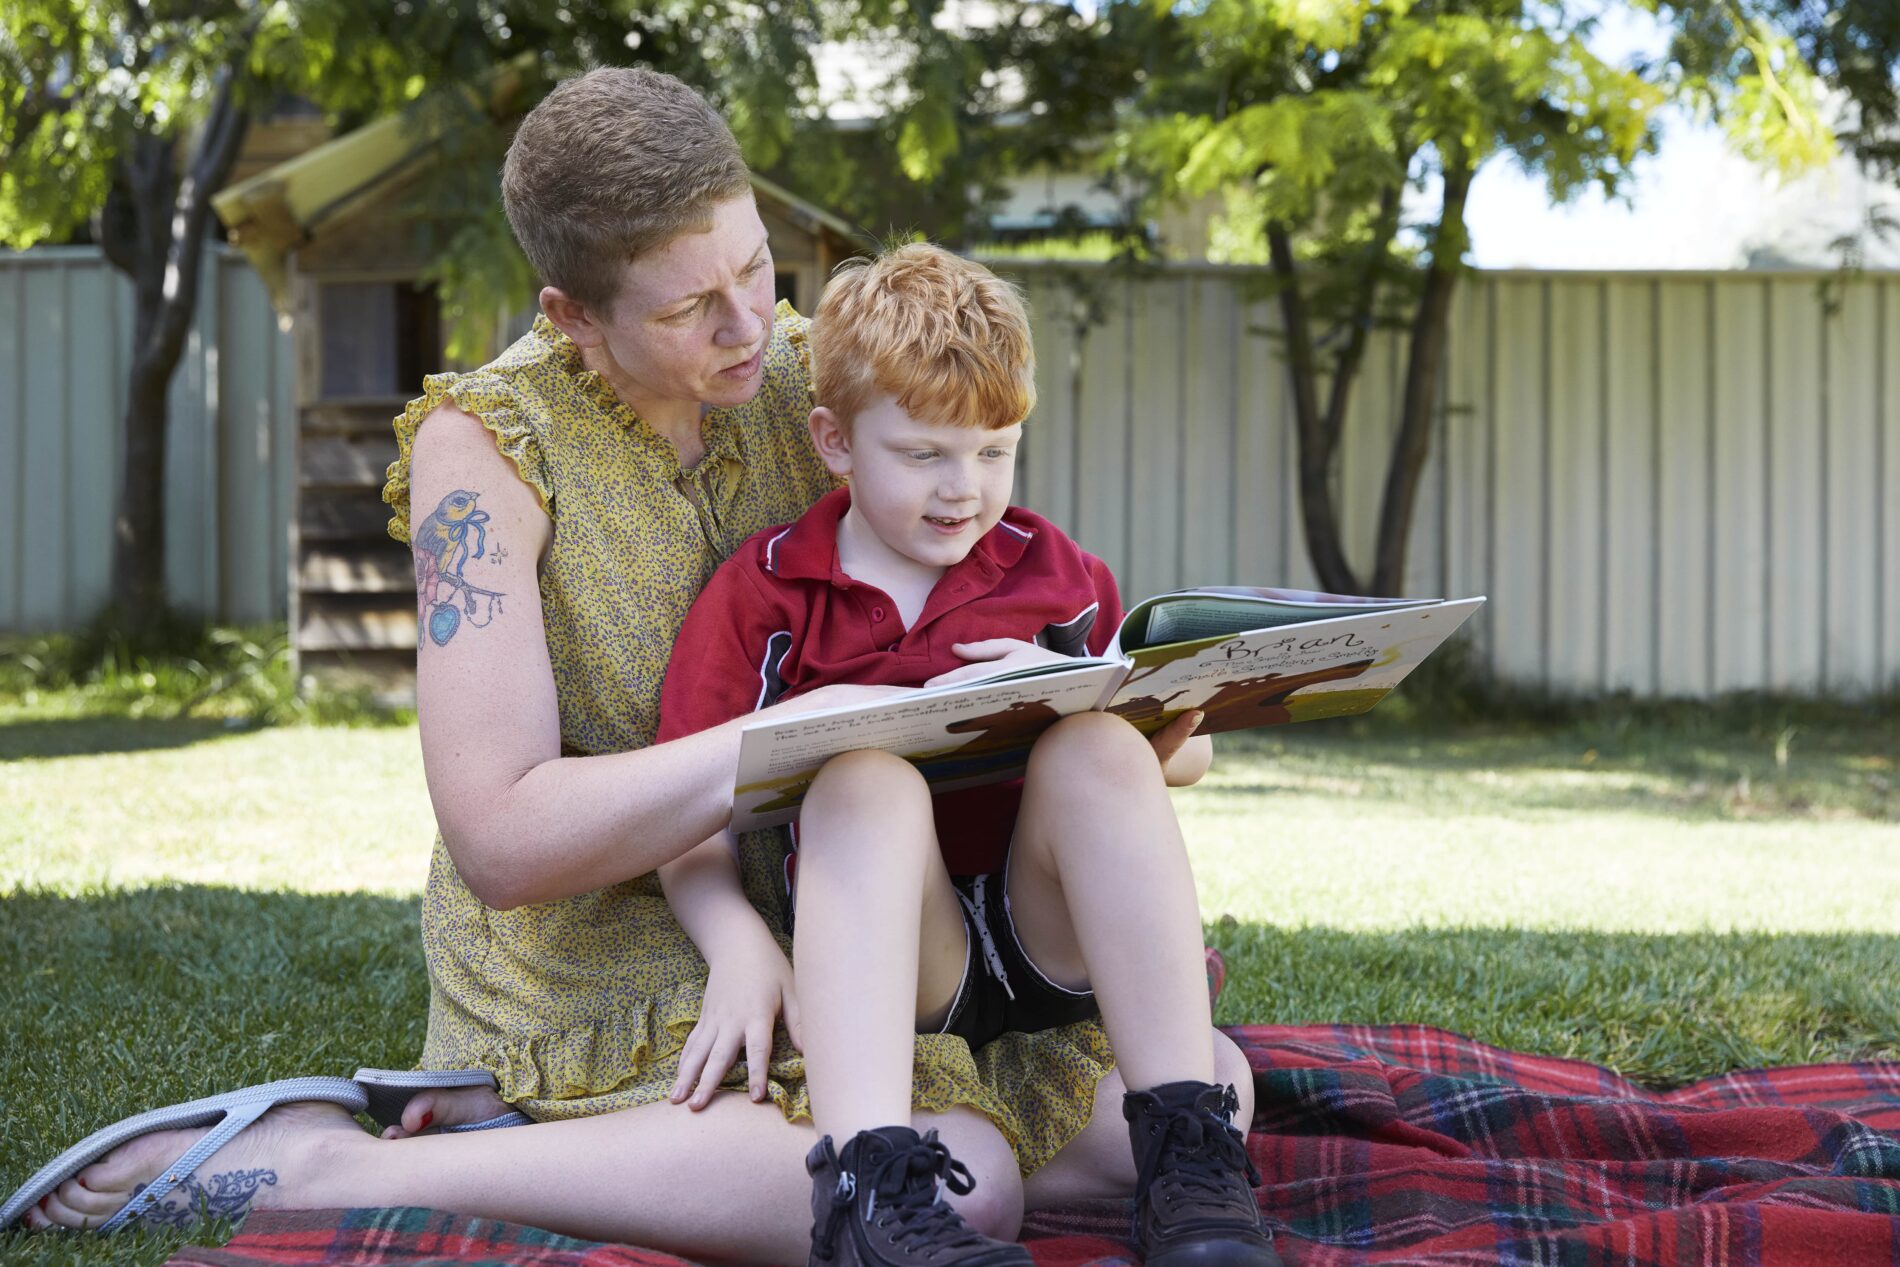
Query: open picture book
731 586 1486 830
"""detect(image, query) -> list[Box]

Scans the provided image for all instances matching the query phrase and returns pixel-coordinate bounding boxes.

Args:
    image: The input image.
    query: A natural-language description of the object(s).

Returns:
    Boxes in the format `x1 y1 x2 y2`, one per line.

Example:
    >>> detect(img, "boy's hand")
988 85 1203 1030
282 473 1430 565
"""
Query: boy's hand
927 638 1072 688
670 934 802 1110
1149 710 1213 786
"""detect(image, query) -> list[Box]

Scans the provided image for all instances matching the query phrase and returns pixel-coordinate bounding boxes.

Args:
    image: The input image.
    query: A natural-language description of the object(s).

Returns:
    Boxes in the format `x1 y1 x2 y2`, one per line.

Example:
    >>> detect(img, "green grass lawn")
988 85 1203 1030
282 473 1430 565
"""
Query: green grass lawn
1 698 1896 1264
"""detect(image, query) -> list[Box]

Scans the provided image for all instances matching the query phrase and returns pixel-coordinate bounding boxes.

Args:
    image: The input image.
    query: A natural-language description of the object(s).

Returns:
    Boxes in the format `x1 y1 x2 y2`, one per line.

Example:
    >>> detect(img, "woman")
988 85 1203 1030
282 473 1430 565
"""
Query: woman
8 66 1250 1261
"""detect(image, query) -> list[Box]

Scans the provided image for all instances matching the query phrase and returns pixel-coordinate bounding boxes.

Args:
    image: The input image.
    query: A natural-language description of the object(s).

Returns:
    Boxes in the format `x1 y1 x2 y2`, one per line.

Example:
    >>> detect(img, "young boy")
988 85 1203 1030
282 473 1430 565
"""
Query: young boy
656 244 1279 1267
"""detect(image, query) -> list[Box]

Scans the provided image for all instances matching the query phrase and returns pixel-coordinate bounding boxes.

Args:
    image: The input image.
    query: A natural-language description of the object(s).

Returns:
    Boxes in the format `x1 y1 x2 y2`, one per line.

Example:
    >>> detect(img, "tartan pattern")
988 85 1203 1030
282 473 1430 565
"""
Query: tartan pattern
171 1025 1900 1267
166 1205 697 1266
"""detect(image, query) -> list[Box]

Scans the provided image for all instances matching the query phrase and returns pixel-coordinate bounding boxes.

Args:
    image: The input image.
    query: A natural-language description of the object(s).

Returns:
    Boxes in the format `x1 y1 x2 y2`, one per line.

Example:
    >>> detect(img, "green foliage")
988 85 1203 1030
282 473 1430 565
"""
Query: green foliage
971 232 1126 261
0 1 251 248
1133 0 1687 271
1766 0 1900 177
0 623 407 726
1649 1 1839 175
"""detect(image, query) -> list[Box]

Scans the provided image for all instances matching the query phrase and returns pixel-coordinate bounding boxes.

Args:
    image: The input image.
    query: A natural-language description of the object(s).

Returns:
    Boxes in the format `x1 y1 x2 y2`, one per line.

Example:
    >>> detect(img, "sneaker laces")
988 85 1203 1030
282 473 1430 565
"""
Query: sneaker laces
1134 1086 1263 1212
819 1131 991 1258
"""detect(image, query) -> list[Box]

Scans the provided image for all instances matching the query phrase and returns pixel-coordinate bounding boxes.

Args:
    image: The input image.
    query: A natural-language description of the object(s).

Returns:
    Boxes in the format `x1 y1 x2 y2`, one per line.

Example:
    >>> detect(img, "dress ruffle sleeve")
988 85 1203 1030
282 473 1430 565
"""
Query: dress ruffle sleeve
383 370 554 544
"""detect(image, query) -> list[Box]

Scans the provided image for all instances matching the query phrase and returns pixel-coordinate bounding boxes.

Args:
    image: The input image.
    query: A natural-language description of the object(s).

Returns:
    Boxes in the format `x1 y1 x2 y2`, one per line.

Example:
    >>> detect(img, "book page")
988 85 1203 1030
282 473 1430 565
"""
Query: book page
1115 587 1436 653
1105 598 1484 737
732 661 1126 831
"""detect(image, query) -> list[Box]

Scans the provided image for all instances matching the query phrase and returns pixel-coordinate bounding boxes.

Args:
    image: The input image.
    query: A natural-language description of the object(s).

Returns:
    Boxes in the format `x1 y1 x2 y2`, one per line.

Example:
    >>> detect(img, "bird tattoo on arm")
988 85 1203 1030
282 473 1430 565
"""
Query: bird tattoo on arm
414 489 506 647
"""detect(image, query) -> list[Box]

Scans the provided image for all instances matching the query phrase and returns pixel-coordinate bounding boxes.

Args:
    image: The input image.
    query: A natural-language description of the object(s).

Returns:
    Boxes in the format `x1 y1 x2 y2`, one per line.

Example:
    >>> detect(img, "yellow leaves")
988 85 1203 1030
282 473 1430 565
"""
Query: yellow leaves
896 95 958 183
1726 19 1837 178
1270 0 1411 51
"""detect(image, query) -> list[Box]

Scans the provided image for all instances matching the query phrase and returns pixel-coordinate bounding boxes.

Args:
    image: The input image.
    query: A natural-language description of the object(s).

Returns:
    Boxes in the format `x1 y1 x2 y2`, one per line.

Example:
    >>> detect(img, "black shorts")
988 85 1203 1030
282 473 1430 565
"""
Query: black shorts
932 868 1100 1052
775 829 1099 1053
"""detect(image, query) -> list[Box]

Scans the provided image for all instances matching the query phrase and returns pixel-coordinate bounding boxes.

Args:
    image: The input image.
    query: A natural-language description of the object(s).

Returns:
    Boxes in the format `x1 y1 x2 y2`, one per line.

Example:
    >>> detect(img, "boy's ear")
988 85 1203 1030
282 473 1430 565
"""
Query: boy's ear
540 286 608 349
808 406 853 478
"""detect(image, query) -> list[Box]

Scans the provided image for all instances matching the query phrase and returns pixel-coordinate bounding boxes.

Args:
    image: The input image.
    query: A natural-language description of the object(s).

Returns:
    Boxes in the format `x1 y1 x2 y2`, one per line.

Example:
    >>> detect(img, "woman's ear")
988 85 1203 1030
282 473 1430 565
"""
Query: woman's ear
808 407 853 478
540 286 606 348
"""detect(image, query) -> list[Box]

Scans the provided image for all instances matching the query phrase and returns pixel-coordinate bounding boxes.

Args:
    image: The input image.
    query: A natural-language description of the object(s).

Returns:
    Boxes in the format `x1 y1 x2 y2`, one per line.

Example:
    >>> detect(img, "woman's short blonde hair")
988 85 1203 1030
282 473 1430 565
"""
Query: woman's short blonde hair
812 243 1037 433
502 67 752 315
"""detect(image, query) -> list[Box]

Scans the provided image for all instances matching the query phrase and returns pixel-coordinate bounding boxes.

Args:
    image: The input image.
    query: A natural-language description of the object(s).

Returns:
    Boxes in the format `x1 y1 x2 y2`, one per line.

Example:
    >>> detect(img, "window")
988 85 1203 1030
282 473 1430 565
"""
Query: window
318 281 443 398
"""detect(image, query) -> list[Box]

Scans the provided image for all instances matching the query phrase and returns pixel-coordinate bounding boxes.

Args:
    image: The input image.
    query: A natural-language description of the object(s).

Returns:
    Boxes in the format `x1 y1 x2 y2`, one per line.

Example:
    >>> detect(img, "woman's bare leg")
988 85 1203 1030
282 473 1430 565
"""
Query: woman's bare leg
26 1091 1021 1259
380 1085 515 1139
1022 1031 1255 1210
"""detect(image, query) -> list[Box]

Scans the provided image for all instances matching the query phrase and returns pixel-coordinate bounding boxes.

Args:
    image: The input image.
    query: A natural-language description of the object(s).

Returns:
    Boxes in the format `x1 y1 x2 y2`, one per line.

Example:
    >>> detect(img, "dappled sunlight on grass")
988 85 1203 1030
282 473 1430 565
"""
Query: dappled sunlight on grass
2 723 436 896
1180 721 1895 935
1205 923 1900 1085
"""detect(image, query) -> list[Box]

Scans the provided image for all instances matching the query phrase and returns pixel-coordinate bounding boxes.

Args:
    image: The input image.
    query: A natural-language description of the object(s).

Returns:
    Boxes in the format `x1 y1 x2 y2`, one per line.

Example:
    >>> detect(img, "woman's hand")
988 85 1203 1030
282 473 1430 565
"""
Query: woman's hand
670 931 802 1110
925 638 1072 689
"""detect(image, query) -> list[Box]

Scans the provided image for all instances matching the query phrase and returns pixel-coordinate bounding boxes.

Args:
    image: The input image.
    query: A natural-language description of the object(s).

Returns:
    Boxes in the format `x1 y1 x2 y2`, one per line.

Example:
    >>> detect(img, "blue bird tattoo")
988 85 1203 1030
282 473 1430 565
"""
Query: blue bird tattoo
414 489 506 647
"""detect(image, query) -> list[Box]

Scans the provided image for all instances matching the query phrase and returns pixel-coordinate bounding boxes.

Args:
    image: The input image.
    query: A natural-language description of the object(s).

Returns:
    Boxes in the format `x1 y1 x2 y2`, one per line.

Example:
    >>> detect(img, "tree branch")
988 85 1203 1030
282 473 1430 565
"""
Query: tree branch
143 56 251 374
1372 158 1471 595
1319 180 1403 460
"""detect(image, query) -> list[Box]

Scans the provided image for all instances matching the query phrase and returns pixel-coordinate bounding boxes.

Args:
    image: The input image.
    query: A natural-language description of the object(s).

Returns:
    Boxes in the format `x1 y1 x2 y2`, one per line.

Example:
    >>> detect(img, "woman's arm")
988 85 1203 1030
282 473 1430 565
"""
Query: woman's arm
409 405 861 909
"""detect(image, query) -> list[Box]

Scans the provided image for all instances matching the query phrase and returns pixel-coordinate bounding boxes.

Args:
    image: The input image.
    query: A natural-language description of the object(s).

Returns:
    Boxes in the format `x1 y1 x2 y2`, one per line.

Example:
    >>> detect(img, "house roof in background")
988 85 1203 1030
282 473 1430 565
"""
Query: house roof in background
214 62 861 308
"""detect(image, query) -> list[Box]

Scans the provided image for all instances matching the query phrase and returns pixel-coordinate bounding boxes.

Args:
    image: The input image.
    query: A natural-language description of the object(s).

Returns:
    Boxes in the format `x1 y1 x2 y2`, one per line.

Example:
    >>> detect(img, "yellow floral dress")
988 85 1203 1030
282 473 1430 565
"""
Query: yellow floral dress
381 301 1115 1174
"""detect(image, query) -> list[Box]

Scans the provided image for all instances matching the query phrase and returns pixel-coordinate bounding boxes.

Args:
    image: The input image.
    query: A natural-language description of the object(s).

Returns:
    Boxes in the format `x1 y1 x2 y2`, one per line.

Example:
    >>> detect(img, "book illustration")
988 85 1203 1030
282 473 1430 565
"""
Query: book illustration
914 699 1066 786
1116 639 1213 692
732 667 1122 829
730 589 1485 831
1109 661 1375 737
1179 658 1378 731
1103 689 1193 730
945 700 1064 755
745 775 817 818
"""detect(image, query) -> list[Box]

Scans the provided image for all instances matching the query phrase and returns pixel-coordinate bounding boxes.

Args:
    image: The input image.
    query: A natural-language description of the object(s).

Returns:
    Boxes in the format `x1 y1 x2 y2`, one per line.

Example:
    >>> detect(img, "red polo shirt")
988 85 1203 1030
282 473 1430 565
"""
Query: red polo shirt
658 486 1123 874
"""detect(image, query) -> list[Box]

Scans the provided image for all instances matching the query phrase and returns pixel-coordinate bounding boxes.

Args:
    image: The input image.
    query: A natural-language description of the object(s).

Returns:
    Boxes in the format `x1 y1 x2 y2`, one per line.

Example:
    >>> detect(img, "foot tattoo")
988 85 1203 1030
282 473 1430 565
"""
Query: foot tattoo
126 1168 279 1230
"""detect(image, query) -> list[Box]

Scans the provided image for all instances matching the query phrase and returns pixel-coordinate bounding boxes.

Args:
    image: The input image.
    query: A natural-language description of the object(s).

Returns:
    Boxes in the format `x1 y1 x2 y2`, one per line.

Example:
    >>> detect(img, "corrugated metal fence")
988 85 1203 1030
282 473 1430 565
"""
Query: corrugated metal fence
1006 262 1899 698
4 247 1895 697
0 246 296 630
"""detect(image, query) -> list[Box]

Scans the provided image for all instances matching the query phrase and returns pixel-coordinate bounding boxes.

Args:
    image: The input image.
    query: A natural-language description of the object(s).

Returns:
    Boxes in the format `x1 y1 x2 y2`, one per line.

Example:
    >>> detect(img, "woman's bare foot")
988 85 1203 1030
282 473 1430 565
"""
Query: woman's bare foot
378 1085 517 1140
19 1100 366 1233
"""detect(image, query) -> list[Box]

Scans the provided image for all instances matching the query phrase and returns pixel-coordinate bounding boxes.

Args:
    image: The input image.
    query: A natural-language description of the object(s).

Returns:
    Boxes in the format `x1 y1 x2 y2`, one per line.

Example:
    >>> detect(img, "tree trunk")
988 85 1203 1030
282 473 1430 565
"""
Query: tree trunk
104 65 250 638
1267 224 1363 595
112 355 175 626
1371 161 1472 597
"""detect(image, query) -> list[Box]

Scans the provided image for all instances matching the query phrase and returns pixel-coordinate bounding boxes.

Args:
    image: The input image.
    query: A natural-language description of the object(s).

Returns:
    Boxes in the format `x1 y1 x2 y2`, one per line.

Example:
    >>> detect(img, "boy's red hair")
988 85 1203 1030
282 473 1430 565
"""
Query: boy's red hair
812 243 1036 431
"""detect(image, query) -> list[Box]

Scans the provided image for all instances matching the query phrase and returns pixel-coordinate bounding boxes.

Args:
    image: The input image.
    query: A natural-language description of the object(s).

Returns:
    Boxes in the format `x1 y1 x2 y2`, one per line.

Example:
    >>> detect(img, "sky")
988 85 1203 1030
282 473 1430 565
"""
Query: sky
1455 4 1900 269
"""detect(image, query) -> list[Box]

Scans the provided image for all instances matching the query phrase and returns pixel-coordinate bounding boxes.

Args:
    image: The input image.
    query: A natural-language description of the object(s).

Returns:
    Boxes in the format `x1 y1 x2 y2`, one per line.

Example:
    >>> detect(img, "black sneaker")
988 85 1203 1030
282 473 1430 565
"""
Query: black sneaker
806 1125 1032 1267
1123 1081 1283 1267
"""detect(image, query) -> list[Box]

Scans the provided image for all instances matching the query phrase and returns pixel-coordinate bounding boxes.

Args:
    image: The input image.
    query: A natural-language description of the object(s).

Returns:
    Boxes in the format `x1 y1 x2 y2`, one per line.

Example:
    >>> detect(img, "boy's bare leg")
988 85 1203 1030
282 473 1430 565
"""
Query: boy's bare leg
792 748 972 1142
1007 711 1217 1092
28 1086 1018 1260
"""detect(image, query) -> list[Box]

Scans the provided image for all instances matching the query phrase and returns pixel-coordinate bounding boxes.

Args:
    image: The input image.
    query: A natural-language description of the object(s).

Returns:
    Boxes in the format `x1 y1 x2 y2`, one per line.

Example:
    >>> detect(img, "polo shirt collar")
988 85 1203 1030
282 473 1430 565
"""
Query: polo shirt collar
767 487 1036 586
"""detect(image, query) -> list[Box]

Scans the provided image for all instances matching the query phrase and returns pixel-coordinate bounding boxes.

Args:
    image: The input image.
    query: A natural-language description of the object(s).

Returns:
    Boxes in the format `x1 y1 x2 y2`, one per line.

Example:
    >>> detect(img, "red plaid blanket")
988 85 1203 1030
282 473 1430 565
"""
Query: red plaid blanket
170 1025 1900 1267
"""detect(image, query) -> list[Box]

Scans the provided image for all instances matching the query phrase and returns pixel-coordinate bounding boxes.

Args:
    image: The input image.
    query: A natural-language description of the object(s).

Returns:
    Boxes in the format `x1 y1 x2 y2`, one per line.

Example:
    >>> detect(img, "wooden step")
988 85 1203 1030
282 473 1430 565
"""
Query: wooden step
300 397 414 436
301 433 401 490
298 548 412 594
298 652 418 707
297 601 418 652
300 491 395 541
